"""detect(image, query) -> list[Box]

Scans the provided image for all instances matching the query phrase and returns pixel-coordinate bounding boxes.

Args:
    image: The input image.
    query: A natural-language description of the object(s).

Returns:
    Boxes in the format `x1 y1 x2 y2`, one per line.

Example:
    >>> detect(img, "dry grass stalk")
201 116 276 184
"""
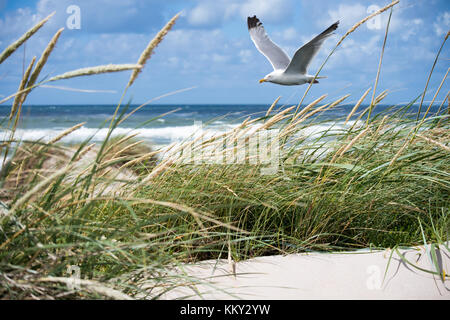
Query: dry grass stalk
279 108 327 140
368 7 393 125
0 87 34 105
345 88 371 125
336 1 399 48
298 103 331 123
18 28 64 106
351 90 388 130
102 133 140 156
26 28 64 88
259 105 296 130
375 115 389 136
435 91 449 119
101 155 131 168
159 141 178 157
332 127 370 162
234 123 255 142
297 94 349 126
75 143 96 161
142 159 174 183
228 240 236 278
119 151 160 170
48 64 142 82
329 94 351 109
9 56 36 121
351 105 372 131
224 117 260 145
38 277 133 300
48 122 86 145
374 90 388 105
179 130 209 156
240 116 252 127
447 95 449 114
422 67 449 121
39 84 117 93
389 137 410 167
6 163 74 218
417 28 449 121
127 198 245 233
0 202 53 250
127 13 180 88
217 116 251 144
292 94 328 122
0 12 55 64
266 97 281 117
110 140 145 160
416 134 450 152
281 103 332 138
259 114 292 131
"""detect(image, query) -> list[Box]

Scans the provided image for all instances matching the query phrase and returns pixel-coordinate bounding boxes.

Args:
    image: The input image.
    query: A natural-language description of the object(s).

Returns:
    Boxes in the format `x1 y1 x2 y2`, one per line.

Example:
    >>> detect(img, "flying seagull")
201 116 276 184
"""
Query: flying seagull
247 16 339 86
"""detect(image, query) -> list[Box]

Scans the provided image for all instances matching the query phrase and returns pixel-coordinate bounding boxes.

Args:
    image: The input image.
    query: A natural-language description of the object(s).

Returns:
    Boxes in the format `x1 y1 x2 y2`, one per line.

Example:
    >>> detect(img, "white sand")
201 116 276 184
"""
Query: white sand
158 245 449 300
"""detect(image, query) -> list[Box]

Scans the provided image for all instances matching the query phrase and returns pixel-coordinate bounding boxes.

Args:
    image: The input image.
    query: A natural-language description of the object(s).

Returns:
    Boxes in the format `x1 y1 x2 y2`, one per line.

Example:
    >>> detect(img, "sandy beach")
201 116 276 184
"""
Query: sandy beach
159 245 450 300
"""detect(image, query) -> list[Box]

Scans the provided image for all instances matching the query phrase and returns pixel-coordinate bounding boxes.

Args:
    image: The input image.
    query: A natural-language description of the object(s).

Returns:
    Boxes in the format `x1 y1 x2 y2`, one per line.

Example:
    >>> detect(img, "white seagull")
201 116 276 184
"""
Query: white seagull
247 16 339 86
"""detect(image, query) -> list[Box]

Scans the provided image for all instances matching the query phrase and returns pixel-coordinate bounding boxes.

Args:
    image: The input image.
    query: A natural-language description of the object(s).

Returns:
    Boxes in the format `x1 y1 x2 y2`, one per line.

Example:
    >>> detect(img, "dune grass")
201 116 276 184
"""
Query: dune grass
0 2 448 299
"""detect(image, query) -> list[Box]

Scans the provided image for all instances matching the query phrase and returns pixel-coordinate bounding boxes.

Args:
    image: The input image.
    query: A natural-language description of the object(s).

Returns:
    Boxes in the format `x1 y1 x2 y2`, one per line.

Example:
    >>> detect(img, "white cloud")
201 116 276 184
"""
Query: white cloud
187 3 223 26
321 2 428 45
157 28 242 75
0 7 39 39
280 27 299 41
212 53 229 63
239 49 252 63
186 0 294 27
238 0 294 22
434 11 450 37
399 18 423 41
324 3 367 28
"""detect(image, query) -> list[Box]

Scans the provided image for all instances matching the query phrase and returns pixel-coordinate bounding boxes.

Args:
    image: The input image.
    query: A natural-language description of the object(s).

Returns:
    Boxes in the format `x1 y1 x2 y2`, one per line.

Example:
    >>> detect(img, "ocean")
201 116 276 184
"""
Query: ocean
0 103 441 148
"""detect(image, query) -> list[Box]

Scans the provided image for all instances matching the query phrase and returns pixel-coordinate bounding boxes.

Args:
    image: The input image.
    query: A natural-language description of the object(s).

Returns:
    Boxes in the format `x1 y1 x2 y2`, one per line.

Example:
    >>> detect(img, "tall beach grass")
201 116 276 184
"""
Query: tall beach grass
0 2 448 299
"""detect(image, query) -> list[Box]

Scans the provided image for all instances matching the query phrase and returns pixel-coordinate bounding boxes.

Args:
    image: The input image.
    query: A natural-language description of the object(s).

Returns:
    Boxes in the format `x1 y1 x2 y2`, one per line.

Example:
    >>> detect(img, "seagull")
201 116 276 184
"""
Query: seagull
247 16 339 86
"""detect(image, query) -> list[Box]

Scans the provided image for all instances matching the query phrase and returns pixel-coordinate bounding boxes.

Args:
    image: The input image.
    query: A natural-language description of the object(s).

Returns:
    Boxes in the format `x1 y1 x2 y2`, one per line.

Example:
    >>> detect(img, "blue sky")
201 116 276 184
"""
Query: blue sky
0 0 449 106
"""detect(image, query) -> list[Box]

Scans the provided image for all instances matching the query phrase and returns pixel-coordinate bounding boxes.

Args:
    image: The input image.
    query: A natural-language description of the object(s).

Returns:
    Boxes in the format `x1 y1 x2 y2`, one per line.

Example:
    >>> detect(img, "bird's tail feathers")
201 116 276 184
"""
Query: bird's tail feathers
309 76 327 84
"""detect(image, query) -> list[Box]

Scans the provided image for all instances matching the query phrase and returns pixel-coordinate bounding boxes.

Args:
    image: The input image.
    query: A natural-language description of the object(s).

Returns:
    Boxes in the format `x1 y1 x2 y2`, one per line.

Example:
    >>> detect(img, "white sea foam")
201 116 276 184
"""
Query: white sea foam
1 124 239 145
0 120 364 164
1 117 364 147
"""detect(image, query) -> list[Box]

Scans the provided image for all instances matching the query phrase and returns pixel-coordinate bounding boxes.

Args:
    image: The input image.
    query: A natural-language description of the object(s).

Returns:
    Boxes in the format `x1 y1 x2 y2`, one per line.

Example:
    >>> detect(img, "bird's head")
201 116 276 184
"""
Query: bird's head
259 73 274 84
259 70 283 83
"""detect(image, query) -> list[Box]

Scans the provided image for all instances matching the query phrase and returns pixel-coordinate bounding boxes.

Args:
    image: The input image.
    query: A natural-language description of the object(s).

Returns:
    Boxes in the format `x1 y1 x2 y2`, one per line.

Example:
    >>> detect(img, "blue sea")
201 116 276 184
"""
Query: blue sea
0 103 441 147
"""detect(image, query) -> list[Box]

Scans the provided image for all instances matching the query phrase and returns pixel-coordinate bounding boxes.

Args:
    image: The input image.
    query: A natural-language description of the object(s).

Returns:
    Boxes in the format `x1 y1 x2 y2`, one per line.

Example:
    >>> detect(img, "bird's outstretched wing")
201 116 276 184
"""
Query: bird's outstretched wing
247 16 291 71
284 21 339 75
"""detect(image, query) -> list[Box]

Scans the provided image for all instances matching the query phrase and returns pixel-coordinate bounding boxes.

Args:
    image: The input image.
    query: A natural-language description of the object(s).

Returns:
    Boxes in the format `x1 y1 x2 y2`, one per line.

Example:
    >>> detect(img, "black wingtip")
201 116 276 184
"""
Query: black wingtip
247 15 262 30
328 21 339 32
319 20 339 37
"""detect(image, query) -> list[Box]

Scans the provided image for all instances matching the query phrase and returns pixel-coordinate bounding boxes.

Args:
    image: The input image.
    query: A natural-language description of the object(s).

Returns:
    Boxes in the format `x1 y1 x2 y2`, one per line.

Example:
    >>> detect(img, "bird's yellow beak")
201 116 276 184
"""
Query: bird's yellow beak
259 78 266 83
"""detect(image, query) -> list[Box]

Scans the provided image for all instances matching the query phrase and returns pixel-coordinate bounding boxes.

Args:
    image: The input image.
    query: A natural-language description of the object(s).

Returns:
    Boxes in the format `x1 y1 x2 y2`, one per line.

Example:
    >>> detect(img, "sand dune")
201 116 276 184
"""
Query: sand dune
159 245 449 300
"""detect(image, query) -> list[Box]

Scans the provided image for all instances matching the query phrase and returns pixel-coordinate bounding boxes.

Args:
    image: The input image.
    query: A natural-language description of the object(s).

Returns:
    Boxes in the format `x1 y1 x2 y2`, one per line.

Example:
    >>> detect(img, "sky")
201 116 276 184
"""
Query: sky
0 0 449 106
